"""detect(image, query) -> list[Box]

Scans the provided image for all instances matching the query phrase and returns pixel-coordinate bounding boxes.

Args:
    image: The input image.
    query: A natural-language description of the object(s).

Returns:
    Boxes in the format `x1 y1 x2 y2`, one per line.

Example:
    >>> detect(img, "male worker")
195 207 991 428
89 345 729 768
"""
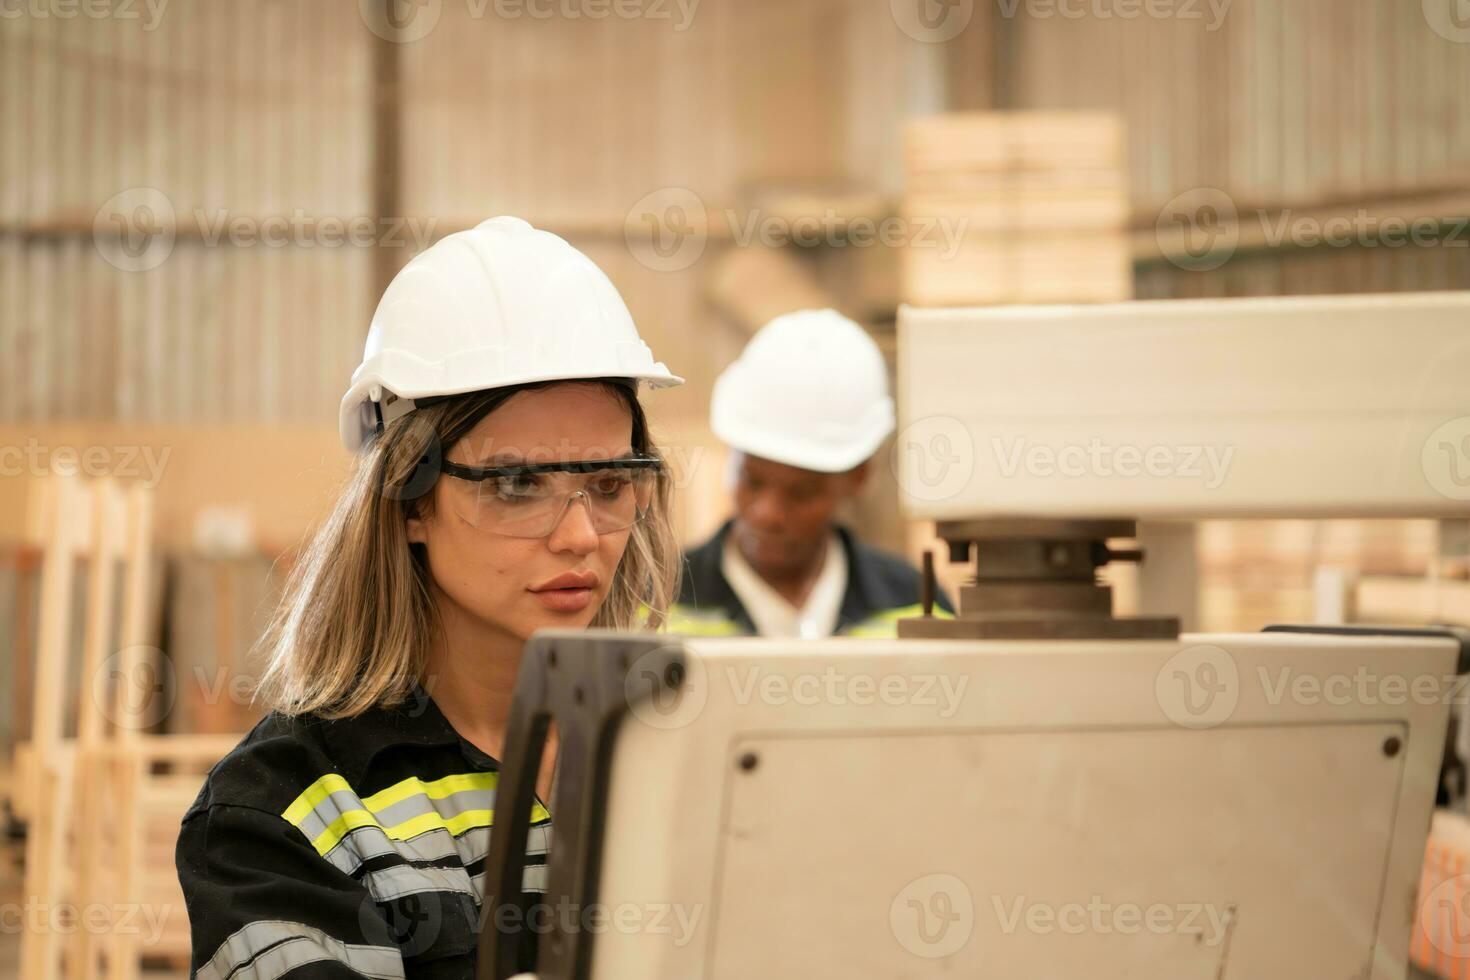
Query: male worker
670 308 954 638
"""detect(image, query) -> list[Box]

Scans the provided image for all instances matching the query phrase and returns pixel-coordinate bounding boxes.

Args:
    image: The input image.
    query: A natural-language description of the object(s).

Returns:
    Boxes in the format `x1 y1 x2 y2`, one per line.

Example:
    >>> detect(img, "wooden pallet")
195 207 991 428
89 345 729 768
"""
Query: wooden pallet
18 473 242 980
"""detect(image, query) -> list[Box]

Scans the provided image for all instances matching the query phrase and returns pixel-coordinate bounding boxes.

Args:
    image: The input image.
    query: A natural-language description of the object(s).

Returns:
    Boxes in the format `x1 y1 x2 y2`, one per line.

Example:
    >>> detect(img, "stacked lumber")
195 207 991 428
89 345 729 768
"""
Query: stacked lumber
902 112 1131 306
1412 809 1470 979
1195 520 1448 632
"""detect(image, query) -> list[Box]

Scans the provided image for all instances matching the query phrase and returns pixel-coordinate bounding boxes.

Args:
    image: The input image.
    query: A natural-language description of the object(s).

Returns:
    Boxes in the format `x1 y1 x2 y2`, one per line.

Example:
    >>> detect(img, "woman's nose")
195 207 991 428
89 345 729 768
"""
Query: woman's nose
546 492 601 553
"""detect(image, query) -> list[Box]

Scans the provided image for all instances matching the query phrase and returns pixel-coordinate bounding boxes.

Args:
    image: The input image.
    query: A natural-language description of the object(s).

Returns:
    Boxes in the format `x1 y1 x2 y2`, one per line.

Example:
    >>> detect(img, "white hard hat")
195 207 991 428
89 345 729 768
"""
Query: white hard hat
339 216 683 451
710 308 895 473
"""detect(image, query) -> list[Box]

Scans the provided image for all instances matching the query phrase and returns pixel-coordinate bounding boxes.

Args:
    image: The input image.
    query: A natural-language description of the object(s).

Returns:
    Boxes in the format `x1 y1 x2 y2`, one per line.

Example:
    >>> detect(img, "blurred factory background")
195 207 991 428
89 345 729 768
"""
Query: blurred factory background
1 0 1469 975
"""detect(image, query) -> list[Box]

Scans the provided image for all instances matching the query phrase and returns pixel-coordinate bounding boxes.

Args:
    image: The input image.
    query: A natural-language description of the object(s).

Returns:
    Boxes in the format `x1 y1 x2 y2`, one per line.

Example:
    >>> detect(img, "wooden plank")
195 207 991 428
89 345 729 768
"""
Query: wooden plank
70 479 125 980
20 751 75 980
18 473 88 980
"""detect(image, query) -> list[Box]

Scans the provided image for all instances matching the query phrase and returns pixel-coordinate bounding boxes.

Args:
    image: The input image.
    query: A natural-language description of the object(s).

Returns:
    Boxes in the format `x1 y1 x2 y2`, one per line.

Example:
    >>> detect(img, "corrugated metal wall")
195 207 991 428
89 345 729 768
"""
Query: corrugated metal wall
400 1 842 223
1 0 932 428
1 1 374 425
390 0 930 422
2 0 1466 429
0 236 370 423
1138 239 1470 298
1012 0 1470 211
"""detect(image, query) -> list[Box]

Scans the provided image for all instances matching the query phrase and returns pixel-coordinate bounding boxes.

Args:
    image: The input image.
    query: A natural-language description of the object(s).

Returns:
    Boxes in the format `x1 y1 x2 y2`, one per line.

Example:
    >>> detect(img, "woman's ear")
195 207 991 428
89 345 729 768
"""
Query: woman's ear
406 499 431 545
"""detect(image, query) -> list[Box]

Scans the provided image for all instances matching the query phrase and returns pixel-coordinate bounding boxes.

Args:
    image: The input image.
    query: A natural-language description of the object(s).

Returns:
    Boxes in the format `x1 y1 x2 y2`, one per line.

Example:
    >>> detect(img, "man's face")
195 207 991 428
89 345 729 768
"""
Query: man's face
730 452 865 578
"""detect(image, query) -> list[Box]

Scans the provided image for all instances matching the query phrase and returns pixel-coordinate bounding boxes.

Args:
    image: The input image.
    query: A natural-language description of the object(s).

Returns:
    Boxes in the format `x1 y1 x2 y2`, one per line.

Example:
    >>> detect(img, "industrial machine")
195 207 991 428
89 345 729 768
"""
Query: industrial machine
478 292 1470 980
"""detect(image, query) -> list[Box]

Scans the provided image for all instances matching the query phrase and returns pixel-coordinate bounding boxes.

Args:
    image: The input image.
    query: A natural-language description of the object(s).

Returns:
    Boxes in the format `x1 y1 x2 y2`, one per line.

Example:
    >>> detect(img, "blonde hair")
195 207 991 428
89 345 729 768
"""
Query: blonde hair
255 379 680 718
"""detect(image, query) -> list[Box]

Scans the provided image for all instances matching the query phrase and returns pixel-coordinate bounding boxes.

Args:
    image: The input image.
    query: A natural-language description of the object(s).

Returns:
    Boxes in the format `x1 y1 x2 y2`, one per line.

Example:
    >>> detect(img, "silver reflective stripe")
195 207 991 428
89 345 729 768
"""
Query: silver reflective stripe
361 863 476 903
468 822 552 904
321 819 550 879
463 823 551 901
374 788 493 828
293 790 494 850
320 824 462 876
293 788 372 846
287 775 504 855
464 822 552 899
318 822 552 904
469 862 549 904
522 863 550 893
197 920 403 980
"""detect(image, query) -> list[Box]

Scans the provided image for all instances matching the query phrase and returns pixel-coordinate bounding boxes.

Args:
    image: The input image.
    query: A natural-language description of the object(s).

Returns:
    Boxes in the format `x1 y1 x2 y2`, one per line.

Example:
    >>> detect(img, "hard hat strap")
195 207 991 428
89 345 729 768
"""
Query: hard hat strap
374 391 421 435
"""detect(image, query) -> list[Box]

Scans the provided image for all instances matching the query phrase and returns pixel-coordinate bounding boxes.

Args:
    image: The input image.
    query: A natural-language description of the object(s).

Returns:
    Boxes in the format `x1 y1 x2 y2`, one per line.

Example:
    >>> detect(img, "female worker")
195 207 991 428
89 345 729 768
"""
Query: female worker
175 217 683 978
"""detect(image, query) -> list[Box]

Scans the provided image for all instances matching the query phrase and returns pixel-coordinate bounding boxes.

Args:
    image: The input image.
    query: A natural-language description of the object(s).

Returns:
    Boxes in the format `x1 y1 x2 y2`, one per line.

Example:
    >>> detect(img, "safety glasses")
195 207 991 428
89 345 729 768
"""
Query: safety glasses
439 456 662 539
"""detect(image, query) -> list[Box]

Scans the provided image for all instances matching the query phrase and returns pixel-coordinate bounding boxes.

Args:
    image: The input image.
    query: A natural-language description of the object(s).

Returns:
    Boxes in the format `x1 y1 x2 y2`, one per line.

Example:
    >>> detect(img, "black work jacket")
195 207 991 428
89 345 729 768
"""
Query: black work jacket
176 685 550 978
669 519 955 637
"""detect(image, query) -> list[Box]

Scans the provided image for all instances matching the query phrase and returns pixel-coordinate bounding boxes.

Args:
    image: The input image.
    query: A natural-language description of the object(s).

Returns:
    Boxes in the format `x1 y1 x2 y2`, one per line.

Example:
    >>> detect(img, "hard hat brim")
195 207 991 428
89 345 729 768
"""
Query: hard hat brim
340 365 683 453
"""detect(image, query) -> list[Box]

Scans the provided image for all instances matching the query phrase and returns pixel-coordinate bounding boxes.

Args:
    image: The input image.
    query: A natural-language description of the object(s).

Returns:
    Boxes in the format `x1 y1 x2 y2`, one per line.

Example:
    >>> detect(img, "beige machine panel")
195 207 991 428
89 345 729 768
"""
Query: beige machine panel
588 632 1454 979
896 292 1470 520
713 724 1397 978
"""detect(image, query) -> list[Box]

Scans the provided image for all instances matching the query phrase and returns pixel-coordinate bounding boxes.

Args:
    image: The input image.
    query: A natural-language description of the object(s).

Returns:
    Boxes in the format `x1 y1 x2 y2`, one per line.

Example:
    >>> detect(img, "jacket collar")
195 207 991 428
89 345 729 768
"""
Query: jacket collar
689 518 876 634
682 518 752 631
318 681 497 787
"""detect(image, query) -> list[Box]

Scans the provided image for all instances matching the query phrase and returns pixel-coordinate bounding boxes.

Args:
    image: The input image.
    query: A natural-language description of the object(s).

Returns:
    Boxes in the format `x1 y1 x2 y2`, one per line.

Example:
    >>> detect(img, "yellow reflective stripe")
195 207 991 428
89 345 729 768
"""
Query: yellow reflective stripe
311 809 385 855
285 772 552 858
282 773 354 825
664 602 744 636
360 771 496 812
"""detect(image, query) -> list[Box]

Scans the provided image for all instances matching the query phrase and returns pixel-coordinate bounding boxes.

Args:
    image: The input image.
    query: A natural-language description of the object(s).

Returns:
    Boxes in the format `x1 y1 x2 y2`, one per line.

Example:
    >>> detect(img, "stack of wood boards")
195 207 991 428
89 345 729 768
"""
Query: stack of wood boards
902 112 1131 306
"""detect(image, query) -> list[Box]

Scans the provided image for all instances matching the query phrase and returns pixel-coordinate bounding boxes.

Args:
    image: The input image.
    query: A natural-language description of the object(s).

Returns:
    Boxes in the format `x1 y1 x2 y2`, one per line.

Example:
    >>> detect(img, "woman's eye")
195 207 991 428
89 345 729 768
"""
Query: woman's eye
590 474 631 497
492 475 542 501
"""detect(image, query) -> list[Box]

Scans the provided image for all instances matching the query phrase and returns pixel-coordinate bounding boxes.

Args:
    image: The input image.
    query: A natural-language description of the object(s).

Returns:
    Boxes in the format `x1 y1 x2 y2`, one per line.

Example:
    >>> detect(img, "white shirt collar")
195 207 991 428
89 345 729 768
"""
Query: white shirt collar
721 530 847 638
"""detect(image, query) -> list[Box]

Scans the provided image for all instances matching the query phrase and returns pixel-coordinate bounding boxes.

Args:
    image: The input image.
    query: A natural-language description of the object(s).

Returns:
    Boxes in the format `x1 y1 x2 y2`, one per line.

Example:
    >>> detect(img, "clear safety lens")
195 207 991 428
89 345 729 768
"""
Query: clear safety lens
454 464 657 538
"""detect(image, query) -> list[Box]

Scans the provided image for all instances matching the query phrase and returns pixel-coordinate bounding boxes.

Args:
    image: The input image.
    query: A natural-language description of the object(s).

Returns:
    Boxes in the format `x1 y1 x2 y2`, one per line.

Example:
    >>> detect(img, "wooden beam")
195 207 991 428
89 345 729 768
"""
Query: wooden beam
370 0 403 300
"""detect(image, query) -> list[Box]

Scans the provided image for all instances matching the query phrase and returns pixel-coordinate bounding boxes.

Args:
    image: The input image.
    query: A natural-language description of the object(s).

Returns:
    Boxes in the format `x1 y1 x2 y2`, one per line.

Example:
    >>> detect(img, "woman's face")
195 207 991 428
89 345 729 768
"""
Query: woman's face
407 382 637 643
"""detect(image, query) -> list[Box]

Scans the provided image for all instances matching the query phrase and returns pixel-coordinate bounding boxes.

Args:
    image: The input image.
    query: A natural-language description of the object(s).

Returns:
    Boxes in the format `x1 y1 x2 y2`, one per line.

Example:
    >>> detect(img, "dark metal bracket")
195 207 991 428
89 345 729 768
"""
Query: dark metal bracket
476 629 686 980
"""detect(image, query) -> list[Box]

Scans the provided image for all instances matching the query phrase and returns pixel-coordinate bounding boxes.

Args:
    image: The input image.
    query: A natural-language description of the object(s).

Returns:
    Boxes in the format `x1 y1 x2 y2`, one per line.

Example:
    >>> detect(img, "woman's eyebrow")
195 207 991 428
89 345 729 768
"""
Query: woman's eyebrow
472 449 639 466
477 451 526 465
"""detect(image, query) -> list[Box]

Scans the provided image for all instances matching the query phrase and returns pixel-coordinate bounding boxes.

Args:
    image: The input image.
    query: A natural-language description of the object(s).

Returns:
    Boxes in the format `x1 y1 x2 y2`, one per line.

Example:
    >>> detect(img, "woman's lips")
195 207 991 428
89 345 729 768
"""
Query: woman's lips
531 587 594 612
528 568 600 612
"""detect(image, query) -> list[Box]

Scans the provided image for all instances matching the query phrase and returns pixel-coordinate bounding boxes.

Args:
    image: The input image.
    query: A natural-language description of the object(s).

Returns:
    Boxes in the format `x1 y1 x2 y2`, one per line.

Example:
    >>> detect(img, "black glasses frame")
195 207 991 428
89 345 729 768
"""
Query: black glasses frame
439 455 664 483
